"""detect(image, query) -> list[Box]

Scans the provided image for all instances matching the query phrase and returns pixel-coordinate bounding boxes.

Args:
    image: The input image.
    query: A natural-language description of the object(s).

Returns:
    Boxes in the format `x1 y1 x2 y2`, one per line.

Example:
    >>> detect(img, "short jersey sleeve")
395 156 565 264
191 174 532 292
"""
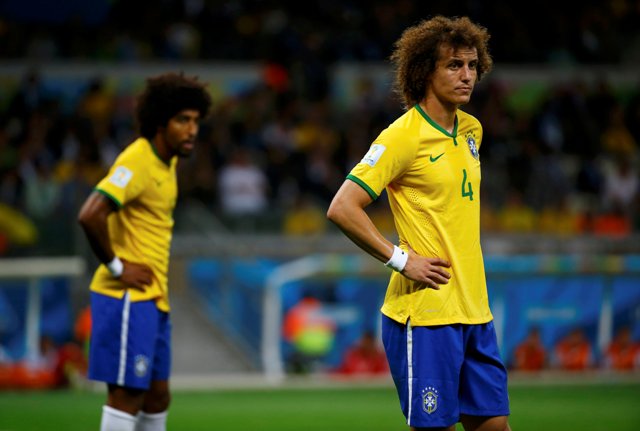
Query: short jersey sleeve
95 146 149 207
347 126 419 200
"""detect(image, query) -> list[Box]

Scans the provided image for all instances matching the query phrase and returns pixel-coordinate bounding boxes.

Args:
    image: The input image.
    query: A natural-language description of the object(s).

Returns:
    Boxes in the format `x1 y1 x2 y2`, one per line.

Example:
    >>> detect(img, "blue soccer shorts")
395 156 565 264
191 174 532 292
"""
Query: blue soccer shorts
88 291 171 389
381 315 510 428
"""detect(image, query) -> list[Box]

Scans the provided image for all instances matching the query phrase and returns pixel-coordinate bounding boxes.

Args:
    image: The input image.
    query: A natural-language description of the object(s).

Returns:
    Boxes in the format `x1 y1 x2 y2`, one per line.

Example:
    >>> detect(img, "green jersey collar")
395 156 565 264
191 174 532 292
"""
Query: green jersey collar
415 104 459 144
148 139 172 166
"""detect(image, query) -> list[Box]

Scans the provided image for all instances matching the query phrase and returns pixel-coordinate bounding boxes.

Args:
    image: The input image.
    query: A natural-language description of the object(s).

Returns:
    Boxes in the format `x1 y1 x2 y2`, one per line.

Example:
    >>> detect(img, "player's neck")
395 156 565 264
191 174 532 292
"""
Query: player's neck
419 99 457 134
151 135 172 163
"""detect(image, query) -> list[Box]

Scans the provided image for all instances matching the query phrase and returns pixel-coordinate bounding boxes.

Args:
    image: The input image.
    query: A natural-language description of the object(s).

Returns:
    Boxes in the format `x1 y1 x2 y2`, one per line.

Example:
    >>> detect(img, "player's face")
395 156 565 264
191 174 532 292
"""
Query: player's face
164 109 201 158
429 44 478 108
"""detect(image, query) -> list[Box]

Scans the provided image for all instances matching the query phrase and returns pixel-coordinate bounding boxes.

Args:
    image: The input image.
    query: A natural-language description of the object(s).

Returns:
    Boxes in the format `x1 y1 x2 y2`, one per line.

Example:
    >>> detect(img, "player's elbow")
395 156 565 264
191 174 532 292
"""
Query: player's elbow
326 197 346 226
77 209 94 233
77 198 101 230
77 206 90 228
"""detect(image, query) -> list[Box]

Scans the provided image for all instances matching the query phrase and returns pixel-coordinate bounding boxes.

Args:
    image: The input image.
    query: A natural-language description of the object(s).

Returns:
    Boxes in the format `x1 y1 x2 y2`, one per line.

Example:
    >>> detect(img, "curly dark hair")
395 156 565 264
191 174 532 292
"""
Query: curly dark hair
390 16 493 109
135 72 212 139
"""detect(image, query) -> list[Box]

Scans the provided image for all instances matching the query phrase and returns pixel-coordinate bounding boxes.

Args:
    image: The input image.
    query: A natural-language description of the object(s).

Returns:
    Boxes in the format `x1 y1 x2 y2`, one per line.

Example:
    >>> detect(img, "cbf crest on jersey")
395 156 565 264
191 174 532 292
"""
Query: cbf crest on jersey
465 131 479 160
422 386 439 414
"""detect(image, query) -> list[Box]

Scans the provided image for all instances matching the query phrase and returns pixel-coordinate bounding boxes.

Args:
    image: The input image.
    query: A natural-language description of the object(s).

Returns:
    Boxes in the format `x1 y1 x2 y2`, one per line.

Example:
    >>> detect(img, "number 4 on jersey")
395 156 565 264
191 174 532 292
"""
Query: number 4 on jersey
461 169 474 201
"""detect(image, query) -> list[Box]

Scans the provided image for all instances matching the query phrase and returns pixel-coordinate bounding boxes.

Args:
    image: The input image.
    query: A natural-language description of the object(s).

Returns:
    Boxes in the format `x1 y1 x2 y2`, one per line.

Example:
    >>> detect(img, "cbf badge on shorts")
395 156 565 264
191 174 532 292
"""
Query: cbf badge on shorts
135 354 150 377
422 386 439 414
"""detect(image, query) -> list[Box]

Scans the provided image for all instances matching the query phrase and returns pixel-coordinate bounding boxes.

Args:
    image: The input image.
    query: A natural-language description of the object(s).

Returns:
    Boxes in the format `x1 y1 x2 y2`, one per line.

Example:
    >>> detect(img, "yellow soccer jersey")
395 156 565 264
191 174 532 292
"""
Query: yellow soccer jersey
348 105 492 326
89 137 177 312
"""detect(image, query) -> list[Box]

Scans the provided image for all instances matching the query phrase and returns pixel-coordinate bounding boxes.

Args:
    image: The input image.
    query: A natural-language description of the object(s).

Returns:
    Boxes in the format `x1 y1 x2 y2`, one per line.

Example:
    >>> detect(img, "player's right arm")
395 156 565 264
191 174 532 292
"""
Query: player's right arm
77 191 153 290
326 180 451 289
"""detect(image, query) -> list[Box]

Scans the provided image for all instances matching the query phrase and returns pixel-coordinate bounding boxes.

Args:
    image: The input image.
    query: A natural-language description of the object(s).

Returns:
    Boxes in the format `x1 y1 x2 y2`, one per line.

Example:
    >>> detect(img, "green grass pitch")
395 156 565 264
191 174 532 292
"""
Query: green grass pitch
0 382 638 430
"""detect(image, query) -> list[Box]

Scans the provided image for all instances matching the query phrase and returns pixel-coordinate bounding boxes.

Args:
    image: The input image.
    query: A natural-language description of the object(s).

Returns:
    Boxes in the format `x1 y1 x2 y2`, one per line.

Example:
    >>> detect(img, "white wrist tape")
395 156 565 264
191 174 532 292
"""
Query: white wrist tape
106 256 124 278
385 245 408 272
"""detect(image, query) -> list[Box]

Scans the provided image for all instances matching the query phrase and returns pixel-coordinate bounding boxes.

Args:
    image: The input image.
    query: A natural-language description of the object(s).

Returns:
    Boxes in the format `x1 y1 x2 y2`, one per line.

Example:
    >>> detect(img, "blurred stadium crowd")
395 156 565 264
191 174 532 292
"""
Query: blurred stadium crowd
3 0 640 64
1 1 640 256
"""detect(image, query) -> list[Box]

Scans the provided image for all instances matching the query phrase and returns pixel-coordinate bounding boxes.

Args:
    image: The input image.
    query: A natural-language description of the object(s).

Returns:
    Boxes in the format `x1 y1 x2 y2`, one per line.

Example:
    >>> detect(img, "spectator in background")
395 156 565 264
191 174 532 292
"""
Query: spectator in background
601 155 639 218
282 296 336 374
335 330 389 376
76 77 120 167
497 188 537 233
0 334 85 390
512 327 547 371
7 70 48 124
21 157 62 221
592 155 638 236
282 193 327 236
217 146 268 221
575 153 604 210
77 77 115 134
52 334 88 389
604 326 640 371
600 103 637 158
553 328 594 371
294 100 342 203
261 92 299 204
537 197 581 236
525 142 571 213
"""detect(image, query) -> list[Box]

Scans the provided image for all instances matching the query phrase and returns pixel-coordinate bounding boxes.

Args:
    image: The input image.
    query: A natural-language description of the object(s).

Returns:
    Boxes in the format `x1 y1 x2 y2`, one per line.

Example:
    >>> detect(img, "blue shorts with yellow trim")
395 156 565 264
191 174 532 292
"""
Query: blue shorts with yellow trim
381 315 510 428
88 291 171 389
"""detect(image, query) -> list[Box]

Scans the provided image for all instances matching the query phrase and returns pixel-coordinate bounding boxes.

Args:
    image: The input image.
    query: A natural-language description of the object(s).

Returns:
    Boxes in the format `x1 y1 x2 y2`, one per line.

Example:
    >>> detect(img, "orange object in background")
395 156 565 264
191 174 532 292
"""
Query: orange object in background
513 327 547 371
335 331 388 376
605 326 640 371
553 328 594 371
0 331 88 390
74 306 92 345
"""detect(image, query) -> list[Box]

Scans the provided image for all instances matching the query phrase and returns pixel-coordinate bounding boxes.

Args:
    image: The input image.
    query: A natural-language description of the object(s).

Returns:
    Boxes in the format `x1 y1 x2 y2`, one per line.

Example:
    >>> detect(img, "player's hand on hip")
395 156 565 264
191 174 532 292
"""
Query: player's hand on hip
120 259 154 290
402 246 451 289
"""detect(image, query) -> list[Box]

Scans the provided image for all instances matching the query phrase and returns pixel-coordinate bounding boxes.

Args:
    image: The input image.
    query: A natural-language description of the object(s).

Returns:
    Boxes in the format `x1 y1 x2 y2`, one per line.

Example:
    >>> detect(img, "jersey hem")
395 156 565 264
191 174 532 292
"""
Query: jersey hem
90 287 170 312
381 308 493 326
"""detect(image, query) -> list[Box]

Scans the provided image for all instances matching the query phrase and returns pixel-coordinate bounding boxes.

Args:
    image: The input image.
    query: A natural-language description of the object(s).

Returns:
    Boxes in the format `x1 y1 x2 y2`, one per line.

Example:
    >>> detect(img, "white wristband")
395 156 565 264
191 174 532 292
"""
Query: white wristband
385 245 408 272
106 256 124 278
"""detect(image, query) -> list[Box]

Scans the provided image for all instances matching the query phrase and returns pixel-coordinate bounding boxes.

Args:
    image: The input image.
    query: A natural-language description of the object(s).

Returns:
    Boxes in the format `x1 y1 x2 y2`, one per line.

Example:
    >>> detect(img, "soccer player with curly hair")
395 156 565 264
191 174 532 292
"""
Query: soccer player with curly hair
328 16 511 431
78 72 211 431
